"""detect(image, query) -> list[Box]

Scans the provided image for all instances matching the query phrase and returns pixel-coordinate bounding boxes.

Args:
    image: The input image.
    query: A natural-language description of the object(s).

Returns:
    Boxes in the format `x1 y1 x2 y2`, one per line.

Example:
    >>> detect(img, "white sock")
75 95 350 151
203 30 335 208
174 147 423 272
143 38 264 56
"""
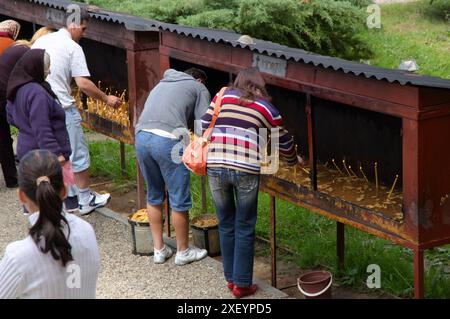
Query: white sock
154 245 166 253
177 248 190 255
79 188 91 205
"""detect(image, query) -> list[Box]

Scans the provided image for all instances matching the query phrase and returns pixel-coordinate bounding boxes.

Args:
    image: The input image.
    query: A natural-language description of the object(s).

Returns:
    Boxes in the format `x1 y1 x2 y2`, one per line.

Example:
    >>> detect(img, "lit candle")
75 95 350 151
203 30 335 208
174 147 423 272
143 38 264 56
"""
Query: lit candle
387 175 399 199
120 89 126 101
359 166 369 183
332 159 344 175
348 165 357 177
374 162 379 193
343 159 352 177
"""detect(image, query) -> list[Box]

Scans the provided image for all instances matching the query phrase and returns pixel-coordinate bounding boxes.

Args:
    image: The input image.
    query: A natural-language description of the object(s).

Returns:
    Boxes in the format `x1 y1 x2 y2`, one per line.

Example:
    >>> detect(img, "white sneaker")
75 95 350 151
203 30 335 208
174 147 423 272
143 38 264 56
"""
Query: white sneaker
175 247 208 266
79 192 111 216
154 245 173 264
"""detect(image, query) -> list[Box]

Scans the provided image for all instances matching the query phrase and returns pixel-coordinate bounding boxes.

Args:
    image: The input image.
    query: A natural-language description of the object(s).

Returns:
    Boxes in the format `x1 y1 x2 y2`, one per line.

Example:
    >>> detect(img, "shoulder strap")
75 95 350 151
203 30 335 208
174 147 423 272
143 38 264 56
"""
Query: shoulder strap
203 86 227 139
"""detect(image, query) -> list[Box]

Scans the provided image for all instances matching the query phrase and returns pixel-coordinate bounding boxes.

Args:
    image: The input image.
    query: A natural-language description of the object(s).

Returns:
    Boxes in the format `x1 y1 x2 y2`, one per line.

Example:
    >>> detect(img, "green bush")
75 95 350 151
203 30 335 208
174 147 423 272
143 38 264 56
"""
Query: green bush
202 0 239 10
178 9 238 30
237 0 372 60
83 0 372 61
429 0 450 20
139 0 205 23
80 0 204 23
335 0 373 8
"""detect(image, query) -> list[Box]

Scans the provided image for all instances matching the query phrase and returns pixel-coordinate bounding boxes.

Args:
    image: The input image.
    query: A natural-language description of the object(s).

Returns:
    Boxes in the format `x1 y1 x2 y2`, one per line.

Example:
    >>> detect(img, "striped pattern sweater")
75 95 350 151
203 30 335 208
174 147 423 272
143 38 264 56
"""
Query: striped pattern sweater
201 89 297 174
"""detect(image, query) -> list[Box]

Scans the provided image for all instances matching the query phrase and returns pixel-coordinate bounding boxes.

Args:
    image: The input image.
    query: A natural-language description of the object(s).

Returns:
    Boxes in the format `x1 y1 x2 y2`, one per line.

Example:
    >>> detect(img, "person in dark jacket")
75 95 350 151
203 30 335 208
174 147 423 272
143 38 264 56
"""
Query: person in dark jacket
0 44 29 188
6 49 71 168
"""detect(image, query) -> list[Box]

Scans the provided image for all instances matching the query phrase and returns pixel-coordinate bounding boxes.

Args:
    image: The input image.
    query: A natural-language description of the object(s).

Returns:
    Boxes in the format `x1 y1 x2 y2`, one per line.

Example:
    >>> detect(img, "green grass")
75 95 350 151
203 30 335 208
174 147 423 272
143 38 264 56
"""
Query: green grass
255 193 450 298
88 139 137 183
89 139 450 298
359 1 450 79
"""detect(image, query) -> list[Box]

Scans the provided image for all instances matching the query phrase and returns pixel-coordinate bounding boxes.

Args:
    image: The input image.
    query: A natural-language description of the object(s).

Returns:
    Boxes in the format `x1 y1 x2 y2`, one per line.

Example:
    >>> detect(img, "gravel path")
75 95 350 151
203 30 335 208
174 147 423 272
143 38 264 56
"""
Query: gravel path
0 175 287 299
0 187 27 252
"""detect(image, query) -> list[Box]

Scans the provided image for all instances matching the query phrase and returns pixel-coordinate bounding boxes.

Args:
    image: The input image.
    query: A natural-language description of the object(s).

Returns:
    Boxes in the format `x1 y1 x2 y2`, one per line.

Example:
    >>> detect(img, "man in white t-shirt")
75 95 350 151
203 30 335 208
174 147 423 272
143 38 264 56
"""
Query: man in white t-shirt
32 8 121 215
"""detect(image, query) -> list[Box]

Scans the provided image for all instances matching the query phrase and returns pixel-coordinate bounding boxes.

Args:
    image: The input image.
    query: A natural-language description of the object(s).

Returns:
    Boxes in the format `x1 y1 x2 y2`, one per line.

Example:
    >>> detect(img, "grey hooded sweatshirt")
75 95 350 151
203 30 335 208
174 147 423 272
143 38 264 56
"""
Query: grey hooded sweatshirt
135 69 211 136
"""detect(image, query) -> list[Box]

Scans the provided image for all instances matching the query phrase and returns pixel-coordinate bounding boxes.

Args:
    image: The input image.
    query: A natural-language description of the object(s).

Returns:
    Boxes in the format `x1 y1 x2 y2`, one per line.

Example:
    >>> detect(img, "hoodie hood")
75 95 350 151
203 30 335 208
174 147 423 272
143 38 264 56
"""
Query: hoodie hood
161 69 195 83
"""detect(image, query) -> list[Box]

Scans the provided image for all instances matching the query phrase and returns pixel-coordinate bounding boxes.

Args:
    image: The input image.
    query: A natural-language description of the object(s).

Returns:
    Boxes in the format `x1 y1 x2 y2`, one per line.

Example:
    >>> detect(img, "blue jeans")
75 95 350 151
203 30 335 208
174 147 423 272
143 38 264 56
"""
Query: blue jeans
207 167 260 287
136 131 191 211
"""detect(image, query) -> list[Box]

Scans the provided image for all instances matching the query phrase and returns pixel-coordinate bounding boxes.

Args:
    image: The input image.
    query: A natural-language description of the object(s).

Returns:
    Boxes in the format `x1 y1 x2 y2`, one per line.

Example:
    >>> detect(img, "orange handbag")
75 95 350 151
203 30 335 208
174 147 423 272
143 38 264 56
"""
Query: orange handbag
182 87 227 176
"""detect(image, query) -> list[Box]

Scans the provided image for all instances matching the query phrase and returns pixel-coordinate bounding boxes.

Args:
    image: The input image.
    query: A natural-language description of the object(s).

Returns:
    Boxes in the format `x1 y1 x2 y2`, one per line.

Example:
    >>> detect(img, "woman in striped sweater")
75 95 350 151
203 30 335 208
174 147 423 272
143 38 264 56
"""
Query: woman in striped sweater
202 67 300 298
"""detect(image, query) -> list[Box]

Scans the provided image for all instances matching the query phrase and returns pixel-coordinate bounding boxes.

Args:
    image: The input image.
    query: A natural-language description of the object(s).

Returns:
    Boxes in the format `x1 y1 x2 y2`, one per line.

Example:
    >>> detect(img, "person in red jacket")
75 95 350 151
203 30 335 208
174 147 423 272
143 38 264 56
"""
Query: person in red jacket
0 20 20 55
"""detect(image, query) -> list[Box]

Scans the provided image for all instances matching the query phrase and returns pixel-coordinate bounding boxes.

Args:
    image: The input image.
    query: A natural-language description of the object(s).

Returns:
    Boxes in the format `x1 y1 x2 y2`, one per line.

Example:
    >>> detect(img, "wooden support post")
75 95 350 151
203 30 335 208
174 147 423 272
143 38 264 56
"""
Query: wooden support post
201 176 207 214
129 49 145 211
337 222 345 273
306 93 317 191
136 159 146 209
160 53 170 78
120 142 126 177
413 247 424 299
270 195 277 288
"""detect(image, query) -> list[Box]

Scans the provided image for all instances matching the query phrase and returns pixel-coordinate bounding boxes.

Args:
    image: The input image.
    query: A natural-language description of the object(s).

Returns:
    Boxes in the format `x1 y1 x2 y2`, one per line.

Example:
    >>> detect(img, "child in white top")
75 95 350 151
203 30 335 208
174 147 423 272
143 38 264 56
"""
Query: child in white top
0 150 100 298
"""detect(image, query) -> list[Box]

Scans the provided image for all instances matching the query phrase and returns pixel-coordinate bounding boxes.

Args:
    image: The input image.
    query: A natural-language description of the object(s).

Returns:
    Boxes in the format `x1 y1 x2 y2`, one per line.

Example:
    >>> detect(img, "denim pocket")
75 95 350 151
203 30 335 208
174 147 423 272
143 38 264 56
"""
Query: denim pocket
207 170 223 192
66 108 82 125
209 176 223 192
236 173 259 192
207 168 222 177
135 132 150 149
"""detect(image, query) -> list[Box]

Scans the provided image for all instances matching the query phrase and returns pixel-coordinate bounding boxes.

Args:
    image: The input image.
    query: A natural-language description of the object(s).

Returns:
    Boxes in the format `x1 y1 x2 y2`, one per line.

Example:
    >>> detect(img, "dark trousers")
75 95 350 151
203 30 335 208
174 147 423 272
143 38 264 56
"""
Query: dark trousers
0 100 17 187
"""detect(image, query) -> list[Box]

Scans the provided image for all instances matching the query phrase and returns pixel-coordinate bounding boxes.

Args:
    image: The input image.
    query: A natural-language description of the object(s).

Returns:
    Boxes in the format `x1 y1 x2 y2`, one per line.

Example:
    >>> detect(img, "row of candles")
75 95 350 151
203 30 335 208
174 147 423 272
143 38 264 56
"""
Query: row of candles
291 145 399 200
75 82 130 127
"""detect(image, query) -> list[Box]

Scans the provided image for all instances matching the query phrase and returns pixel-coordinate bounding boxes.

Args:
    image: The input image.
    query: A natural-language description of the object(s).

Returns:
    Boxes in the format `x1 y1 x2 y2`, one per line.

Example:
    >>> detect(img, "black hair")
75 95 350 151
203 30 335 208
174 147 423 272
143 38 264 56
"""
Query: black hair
18 150 73 267
65 6 90 27
184 68 207 83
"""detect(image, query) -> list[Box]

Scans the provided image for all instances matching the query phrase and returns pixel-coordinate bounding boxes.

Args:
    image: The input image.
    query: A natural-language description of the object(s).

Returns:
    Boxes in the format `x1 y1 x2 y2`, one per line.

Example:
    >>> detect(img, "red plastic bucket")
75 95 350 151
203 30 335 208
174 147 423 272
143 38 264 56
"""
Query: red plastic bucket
297 271 332 299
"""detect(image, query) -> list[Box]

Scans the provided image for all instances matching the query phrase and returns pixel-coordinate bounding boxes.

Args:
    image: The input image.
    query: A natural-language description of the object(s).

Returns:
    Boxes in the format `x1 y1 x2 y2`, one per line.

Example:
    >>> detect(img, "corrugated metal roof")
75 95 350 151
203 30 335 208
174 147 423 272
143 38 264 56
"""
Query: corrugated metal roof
24 0 450 89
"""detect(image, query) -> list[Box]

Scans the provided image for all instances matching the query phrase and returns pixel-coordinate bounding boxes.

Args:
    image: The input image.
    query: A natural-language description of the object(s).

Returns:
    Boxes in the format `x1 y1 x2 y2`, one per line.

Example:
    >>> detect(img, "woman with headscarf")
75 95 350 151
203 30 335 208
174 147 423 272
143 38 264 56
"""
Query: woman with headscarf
0 44 29 188
6 49 71 171
0 20 21 55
